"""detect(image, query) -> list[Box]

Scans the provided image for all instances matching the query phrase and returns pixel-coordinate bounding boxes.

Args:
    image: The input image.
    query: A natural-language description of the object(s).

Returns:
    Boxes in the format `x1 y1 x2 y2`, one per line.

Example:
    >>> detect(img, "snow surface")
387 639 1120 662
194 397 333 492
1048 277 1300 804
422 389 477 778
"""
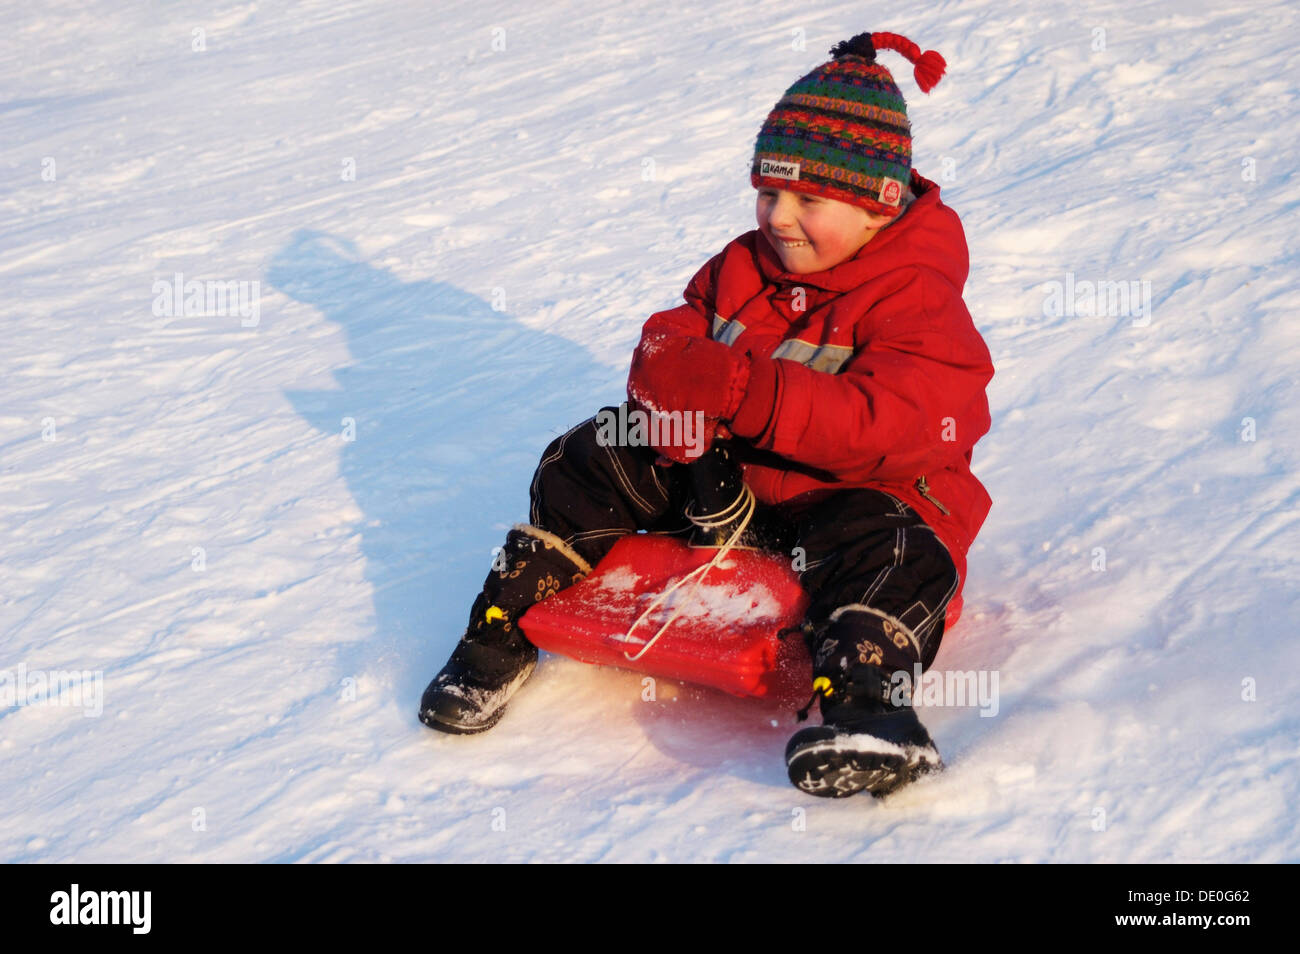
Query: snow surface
3 0 1298 862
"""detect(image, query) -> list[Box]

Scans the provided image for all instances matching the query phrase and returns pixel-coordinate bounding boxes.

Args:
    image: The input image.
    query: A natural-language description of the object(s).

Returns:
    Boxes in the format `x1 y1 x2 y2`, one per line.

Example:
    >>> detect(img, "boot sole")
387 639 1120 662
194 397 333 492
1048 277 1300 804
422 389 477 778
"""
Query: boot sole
787 737 942 799
420 707 507 735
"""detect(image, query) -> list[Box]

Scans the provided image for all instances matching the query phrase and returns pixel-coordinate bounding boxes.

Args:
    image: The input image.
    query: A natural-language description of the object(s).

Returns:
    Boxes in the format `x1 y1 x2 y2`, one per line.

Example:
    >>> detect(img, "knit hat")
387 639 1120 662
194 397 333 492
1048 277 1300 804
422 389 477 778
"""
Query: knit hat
750 31 946 217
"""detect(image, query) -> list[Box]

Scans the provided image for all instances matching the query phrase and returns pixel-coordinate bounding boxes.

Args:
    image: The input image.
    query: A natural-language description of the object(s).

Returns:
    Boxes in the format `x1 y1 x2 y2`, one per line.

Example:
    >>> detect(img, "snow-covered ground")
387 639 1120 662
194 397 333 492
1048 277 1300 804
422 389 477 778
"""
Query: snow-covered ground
3 0 1297 862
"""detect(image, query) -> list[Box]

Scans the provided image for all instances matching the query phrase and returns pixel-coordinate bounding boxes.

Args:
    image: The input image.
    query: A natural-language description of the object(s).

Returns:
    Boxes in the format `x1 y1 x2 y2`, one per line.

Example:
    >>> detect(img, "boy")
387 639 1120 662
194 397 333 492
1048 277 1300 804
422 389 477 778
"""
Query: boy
420 31 994 799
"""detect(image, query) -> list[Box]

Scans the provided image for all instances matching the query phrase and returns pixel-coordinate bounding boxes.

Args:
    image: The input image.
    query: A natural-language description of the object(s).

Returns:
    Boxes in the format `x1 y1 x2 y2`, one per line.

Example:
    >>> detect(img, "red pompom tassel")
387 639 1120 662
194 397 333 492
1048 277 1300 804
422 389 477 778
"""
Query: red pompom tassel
913 48 947 93
870 31 946 94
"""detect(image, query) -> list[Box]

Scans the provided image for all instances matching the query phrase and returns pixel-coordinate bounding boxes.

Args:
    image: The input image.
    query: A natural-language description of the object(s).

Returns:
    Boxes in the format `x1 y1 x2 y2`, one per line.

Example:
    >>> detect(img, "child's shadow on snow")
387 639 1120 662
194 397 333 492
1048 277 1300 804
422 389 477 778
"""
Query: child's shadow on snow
266 230 612 709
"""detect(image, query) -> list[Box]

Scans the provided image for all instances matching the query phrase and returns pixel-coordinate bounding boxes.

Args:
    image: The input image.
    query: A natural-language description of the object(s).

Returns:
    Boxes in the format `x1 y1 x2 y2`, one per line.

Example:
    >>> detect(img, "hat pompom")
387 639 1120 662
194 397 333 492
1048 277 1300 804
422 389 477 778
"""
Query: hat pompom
869 31 946 94
911 48 946 93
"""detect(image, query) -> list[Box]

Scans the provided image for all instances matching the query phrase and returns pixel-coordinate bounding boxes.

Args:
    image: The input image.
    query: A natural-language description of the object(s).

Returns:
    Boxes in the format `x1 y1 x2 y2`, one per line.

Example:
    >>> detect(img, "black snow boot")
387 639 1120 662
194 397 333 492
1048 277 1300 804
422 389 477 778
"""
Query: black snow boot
786 613 942 798
419 524 591 735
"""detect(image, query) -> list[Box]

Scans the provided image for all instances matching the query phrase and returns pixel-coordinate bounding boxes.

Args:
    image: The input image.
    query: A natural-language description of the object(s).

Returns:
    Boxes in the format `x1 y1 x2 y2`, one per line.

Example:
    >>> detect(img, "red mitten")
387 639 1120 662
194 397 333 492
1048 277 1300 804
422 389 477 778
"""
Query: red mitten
627 335 751 421
646 414 728 464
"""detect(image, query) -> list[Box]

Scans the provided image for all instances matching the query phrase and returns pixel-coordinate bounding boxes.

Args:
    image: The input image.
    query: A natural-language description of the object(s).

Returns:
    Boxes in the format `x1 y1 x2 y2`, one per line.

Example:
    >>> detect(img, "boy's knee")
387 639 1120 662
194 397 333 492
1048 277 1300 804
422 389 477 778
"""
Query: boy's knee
539 407 621 466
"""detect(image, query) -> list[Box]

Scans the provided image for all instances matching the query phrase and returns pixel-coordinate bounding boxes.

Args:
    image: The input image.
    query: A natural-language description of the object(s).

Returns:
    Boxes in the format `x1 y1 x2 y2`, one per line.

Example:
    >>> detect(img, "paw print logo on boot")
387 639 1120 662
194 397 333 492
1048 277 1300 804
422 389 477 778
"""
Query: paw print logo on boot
881 618 911 652
855 639 883 666
498 557 527 581
534 573 563 602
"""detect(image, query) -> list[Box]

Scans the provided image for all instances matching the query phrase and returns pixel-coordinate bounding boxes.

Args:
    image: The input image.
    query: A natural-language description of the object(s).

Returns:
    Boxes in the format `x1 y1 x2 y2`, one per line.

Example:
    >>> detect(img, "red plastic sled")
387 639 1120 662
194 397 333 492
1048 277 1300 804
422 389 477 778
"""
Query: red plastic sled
521 534 811 700
522 533 964 701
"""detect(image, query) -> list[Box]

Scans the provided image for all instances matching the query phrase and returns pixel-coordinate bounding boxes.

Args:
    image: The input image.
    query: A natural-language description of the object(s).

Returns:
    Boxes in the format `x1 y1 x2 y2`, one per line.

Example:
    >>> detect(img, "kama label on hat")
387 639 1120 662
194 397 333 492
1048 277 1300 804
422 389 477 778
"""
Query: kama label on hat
878 176 904 206
760 159 800 181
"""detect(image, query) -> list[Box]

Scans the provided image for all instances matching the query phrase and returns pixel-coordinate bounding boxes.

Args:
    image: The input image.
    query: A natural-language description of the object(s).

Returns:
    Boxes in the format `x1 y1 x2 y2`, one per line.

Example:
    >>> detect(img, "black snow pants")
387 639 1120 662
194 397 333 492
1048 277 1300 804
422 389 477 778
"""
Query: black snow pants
518 405 959 675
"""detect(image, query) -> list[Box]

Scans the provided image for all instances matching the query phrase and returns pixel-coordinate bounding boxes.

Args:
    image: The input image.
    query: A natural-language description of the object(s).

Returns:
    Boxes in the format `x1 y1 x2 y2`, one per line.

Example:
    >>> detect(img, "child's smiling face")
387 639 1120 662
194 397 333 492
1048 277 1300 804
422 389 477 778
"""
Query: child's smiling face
756 187 896 273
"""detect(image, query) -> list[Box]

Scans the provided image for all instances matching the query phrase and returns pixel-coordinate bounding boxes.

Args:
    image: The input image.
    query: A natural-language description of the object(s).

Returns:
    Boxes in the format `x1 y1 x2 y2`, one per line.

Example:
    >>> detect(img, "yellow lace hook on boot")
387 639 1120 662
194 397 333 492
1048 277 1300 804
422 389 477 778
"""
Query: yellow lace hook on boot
795 676 834 722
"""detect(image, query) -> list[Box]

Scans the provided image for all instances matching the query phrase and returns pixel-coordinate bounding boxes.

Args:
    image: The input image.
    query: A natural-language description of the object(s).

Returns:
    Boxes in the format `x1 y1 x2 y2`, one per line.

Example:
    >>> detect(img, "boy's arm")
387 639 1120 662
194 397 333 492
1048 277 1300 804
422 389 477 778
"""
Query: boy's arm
633 251 723 345
729 268 994 481
627 250 751 463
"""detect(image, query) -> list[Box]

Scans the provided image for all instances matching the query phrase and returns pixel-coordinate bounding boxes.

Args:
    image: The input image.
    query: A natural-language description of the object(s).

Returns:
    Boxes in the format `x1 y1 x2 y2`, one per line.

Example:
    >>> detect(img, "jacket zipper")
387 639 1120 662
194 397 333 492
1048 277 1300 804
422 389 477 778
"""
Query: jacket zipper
915 476 950 515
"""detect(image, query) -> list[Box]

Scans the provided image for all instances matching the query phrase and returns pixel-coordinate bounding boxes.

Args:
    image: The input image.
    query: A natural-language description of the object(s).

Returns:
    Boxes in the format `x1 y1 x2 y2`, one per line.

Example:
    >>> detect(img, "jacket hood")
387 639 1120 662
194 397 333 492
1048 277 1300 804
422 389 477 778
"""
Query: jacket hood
747 170 969 293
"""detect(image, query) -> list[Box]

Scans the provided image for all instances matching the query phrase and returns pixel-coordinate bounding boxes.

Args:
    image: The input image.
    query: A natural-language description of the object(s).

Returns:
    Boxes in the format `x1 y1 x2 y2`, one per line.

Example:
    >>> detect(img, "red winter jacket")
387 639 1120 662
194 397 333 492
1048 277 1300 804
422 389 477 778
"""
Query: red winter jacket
628 170 994 599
